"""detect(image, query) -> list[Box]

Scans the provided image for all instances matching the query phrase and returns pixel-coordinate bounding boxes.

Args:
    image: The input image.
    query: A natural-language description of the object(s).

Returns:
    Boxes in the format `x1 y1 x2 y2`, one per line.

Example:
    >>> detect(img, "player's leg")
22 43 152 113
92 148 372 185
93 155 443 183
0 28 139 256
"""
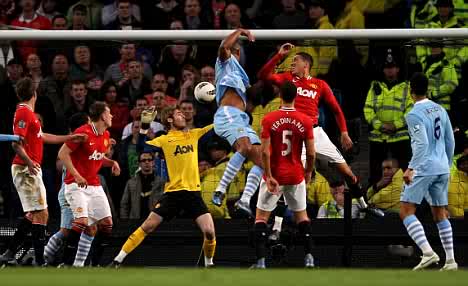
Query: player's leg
72 225 97 267
252 179 281 268
213 107 248 200
112 193 176 266
195 213 216 267
284 181 314 268
44 187 72 264
400 176 439 270
428 174 457 271
312 127 384 217
29 209 49 266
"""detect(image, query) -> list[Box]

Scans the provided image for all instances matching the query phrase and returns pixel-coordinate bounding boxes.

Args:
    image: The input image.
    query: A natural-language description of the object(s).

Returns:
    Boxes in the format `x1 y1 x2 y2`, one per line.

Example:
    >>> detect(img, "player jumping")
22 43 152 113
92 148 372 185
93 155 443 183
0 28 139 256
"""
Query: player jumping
257 43 383 217
252 81 316 269
400 73 457 271
111 106 216 268
211 28 263 217
58 102 120 267
0 78 86 266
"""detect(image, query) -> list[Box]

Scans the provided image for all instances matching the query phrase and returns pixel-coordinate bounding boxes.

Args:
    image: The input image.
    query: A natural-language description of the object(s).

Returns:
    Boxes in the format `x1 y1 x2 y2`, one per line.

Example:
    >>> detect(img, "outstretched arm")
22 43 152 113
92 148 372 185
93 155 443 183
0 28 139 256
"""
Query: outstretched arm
257 43 294 85
218 28 255 62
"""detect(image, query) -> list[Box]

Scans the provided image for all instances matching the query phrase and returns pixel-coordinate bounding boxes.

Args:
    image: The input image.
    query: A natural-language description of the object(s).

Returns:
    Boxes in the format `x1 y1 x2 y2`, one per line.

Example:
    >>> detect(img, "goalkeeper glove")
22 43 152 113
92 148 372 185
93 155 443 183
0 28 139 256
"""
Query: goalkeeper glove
140 106 157 134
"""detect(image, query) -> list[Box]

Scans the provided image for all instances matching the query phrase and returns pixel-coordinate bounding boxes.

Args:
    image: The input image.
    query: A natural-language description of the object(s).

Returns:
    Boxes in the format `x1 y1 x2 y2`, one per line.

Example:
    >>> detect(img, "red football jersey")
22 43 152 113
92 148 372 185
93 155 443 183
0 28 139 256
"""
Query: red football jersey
261 107 314 185
64 123 110 186
258 54 348 132
12 104 43 166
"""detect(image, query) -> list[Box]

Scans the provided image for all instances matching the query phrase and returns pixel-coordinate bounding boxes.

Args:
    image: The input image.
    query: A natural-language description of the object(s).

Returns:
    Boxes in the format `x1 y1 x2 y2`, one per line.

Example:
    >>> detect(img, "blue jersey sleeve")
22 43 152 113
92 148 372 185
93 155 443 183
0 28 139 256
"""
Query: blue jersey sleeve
407 113 429 171
443 111 455 166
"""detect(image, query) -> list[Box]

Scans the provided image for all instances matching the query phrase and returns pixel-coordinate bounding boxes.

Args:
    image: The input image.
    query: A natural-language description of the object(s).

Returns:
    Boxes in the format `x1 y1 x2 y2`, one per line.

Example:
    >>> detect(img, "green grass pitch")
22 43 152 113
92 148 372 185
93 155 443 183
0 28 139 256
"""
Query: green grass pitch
0 268 467 286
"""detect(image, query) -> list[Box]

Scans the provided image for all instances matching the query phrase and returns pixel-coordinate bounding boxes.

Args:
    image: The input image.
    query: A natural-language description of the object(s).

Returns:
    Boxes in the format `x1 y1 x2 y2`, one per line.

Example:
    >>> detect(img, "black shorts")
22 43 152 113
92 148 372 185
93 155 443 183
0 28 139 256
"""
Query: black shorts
152 190 209 221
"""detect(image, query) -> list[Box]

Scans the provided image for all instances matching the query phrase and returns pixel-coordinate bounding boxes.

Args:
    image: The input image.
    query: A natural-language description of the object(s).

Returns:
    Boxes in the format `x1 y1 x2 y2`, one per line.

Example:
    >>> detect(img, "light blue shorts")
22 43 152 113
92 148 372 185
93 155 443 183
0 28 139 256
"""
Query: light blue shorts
58 186 73 229
400 174 449 206
214 106 260 146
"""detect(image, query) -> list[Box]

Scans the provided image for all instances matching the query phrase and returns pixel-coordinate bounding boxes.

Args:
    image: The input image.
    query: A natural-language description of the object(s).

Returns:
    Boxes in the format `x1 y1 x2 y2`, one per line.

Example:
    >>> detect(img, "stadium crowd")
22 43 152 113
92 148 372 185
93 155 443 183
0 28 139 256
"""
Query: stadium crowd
0 0 467 223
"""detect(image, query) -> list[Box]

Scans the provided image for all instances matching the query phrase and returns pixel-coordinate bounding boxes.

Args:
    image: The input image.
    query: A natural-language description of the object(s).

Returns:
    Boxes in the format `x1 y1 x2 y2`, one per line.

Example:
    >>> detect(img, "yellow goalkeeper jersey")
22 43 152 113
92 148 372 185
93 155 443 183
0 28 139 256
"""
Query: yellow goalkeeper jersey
146 124 213 193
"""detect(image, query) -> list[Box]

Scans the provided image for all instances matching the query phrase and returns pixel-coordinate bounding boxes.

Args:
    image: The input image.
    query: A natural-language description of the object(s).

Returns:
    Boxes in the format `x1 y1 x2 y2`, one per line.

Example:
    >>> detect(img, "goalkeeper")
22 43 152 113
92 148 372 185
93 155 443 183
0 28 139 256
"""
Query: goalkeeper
111 106 217 267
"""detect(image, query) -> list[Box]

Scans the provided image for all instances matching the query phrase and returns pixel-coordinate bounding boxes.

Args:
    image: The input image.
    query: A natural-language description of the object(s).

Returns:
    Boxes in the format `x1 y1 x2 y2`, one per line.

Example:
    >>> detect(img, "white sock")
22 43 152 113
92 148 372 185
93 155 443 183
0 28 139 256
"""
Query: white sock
273 216 283 232
204 256 213 266
114 250 128 263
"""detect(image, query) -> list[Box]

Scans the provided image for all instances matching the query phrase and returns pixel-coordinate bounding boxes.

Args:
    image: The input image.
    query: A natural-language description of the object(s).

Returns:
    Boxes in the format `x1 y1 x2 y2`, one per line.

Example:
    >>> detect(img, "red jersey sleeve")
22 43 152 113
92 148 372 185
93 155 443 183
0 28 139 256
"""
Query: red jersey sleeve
13 108 29 138
260 116 272 139
303 116 314 140
320 80 348 133
65 125 87 151
257 53 292 86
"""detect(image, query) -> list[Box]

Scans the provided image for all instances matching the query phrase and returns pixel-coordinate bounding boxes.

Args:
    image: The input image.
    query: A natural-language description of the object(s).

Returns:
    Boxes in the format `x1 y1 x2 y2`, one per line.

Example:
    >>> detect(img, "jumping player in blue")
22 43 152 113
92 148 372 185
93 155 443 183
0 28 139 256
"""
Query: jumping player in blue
211 28 262 217
400 72 457 271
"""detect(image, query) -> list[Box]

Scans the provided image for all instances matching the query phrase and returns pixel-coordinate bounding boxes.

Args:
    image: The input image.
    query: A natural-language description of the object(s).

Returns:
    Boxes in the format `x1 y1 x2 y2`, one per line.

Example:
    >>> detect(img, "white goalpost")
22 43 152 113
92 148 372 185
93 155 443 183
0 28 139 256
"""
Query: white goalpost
0 28 467 40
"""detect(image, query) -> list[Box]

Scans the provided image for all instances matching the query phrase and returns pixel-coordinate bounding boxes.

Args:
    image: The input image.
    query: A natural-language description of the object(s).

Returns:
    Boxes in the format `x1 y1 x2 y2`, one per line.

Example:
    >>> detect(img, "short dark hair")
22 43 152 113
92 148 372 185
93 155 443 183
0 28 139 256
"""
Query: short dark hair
73 4 87 15
139 151 154 162
180 99 194 106
280 81 297 103
16 77 35 102
52 14 67 24
69 112 89 132
410 72 428 97
296 52 313 68
71 79 87 88
161 106 178 130
89 101 108 122
118 0 131 5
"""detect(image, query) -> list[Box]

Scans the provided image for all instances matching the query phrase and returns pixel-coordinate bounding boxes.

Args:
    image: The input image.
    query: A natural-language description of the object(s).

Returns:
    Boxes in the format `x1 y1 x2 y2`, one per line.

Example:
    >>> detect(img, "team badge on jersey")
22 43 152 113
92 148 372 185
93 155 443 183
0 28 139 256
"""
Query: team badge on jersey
104 139 109 147
18 120 26 128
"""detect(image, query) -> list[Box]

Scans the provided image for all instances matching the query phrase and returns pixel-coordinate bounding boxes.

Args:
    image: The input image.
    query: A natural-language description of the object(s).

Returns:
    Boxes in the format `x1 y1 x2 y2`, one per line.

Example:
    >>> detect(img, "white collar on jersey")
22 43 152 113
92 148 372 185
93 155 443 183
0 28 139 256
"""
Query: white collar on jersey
414 98 430 105
90 122 100 135
18 103 33 111
280 106 295 111
292 75 312 82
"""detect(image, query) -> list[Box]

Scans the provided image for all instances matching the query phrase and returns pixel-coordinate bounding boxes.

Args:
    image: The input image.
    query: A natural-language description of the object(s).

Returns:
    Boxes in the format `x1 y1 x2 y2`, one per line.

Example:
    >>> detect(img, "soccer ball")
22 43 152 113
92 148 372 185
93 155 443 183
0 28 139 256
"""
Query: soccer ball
194 82 216 103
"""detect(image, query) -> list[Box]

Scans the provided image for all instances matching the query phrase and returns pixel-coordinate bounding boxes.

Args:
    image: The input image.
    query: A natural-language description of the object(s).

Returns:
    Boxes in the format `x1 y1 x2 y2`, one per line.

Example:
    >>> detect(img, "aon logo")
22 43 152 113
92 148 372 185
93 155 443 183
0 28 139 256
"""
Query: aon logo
89 150 106 160
174 144 194 156
297 87 317 99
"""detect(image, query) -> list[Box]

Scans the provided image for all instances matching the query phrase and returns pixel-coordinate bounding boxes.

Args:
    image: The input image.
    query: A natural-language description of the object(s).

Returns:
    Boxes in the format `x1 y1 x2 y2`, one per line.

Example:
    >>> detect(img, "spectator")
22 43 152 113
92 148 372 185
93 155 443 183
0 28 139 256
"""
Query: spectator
38 54 71 134
363 51 413 183
69 4 89 30
178 64 199 102
141 0 183 29
64 79 94 119
25 53 42 90
169 18 184 30
67 0 103 30
0 0 15 25
10 0 51 62
119 118 143 181
220 2 253 29
105 0 142 30
102 0 141 27
367 158 404 212
200 65 215 84
0 34 17 68
183 0 212 29
410 0 437 28
119 59 152 106
122 98 164 140
272 0 307 29
453 0 468 24
104 42 152 84
69 44 103 84
316 180 361 219
36 0 59 20
120 152 165 219
180 100 197 129
51 13 67 29
146 73 177 105
5 58 24 86
101 80 130 140
148 90 168 122
212 0 226 29
158 44 197 88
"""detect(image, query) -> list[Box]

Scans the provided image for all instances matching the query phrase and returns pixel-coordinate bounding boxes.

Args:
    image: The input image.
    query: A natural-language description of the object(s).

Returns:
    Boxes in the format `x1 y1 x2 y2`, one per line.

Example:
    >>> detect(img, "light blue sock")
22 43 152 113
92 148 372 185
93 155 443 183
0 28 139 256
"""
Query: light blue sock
217 152 246 193
403 215 433 256
73 233 94 267
437 219 455 262
44 231 65 263
241 165 263 202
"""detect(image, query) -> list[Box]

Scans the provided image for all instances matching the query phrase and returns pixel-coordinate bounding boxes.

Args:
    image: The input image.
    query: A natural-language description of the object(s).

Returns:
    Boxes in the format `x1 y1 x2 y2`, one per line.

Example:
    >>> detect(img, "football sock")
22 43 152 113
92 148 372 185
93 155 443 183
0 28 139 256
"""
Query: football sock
31 224 47 265
116 227 147 263
241 165 263 202
73 233 94 267
272 216 283 232
403 215 433 256
203 238 216 266
91 225 112 266
44 231 65 263
7 217 33 254
437 219 455 262
63 222 86 265
298 221 313 255
217 152 246 194
254 221 268 262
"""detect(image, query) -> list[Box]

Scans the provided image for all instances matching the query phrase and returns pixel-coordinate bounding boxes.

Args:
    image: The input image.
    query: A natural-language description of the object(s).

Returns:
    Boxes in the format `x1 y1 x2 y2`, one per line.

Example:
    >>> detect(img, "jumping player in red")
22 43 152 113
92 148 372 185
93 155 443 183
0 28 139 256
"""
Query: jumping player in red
257 43 384 217
252 81 316 269
0 78 86 266
58 101 120 267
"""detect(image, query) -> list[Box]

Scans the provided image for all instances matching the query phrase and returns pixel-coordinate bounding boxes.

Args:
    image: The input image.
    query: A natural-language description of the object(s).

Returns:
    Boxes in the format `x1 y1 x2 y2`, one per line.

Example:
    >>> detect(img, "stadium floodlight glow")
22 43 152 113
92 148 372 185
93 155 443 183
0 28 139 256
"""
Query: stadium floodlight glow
0 28 467 41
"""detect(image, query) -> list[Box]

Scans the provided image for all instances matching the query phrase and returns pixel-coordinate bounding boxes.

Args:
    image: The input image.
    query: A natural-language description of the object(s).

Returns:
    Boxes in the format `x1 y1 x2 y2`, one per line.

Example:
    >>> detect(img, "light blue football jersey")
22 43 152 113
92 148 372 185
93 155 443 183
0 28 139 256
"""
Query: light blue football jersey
215 54 250 106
